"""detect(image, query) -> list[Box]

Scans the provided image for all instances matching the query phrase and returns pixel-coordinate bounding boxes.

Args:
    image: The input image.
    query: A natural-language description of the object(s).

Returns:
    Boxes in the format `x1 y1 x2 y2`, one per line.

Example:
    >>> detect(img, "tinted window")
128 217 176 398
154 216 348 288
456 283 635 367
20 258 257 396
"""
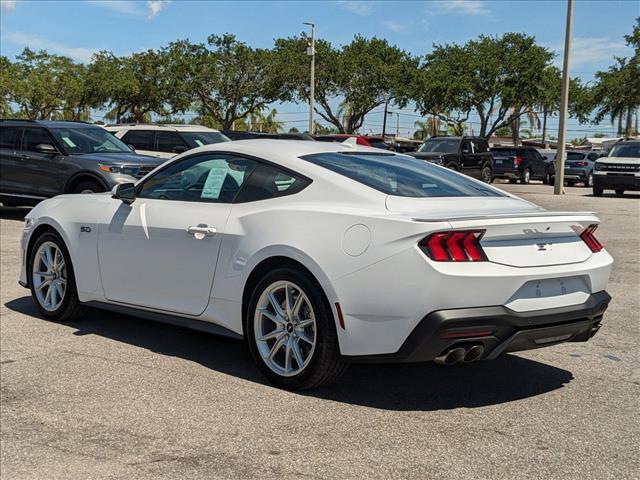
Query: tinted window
138 153 257 203
609 143 640 158
300 152 504 198
49 127 130 154
461 140 473 154
491 149 517 158
22 128 52 151
0 126 21 150
419 138 460 153
472 139 488 153
156 131 187 153
121 130 155 150
180 131 231 148
566 152 586 161
235 163 310 203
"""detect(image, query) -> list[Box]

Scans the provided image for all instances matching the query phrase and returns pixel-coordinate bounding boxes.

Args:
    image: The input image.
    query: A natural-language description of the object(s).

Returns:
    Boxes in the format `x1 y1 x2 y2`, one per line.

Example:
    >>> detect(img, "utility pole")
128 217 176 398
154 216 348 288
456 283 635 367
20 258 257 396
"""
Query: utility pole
554 0 574 195
303 22 315 135
382 99 389 137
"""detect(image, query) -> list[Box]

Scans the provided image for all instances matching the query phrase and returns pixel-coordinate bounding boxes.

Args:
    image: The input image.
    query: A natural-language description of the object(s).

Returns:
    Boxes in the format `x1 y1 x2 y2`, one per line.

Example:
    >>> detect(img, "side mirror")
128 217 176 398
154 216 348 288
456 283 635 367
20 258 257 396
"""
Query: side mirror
35 143 58 155
127 144 136 152
172 145 188 154
111 182 136 204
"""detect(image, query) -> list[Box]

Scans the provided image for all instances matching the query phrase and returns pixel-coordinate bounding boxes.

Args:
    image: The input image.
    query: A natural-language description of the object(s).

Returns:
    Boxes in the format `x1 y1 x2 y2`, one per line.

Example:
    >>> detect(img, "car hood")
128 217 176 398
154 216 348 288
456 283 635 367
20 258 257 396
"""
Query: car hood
73 152 165 166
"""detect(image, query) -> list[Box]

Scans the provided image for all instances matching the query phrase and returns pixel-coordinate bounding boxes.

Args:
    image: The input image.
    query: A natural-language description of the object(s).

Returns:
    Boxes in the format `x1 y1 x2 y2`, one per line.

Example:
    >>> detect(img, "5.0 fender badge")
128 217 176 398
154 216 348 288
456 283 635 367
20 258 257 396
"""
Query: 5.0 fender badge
80 226 92 233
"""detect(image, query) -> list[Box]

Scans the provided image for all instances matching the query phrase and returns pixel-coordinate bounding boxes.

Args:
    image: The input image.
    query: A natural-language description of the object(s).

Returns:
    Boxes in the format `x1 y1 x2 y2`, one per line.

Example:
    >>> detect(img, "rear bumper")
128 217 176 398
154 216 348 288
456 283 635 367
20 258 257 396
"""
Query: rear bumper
344 291 610 363
564 168 590 181
593 173 640 190
492 167 521 179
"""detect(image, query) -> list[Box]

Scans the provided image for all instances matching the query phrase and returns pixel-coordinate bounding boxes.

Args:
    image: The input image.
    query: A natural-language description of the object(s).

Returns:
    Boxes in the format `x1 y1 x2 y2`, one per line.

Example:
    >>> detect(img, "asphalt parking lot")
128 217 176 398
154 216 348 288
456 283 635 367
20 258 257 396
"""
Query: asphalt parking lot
1 183 638 480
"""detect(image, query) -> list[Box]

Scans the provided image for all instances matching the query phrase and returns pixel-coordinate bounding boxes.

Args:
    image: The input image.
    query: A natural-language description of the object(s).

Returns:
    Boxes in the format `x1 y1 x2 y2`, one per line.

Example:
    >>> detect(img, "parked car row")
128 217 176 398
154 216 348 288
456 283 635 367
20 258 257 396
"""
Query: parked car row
1 118 638 207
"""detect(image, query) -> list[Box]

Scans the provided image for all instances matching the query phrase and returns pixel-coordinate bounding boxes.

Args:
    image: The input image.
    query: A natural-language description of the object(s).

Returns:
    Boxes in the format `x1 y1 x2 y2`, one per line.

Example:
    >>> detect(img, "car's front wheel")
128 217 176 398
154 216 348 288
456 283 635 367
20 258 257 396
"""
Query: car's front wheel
28 231 84 321
246 267 347 390
593 186 604 197
73 180 104 194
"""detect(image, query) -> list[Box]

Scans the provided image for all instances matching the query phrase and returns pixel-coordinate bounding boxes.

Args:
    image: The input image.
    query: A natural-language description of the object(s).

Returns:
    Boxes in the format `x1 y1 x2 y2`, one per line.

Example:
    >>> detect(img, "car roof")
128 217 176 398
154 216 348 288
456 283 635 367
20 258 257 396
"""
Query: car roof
0 119 98 128
105 124 221 133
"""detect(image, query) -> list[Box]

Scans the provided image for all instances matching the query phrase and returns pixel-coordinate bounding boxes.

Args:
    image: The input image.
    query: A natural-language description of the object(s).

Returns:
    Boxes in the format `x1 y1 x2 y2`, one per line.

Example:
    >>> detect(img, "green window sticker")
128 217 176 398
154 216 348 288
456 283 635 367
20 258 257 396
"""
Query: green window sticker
201 160 231 199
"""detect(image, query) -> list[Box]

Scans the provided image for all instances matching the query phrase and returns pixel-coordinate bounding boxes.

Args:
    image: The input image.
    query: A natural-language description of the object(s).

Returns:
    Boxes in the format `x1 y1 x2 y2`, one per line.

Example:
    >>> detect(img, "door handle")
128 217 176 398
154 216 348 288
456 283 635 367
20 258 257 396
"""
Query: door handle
187 225 217 239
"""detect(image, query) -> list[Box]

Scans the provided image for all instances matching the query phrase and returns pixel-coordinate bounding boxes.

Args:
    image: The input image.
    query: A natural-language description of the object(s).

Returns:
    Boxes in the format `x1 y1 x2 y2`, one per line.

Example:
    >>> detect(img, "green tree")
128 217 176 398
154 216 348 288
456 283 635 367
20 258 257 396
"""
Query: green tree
3 48 90 120
414 33 554 139
164 34 286 131
274 34 417 133
86 49 178 123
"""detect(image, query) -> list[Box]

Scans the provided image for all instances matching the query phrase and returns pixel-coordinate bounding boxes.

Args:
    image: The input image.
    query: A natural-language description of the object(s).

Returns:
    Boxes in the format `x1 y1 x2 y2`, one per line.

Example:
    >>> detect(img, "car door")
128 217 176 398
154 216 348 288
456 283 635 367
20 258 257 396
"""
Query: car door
17 127 63 197
530 149 545 178
460 139 476 174
0 126 24 195
97 152 257 315
120 130 167 158
155 131 189 157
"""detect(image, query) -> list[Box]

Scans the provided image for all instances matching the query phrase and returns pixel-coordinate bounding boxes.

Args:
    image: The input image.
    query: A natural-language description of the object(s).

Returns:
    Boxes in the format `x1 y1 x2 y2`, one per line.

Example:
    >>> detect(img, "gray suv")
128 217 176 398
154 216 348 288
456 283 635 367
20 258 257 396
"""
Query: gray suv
0 119 164 207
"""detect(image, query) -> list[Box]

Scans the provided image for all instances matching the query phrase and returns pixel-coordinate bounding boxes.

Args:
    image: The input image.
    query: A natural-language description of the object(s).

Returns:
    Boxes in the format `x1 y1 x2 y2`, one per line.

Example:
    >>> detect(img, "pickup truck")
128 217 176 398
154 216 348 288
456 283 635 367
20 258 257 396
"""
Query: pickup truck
407 136 494 183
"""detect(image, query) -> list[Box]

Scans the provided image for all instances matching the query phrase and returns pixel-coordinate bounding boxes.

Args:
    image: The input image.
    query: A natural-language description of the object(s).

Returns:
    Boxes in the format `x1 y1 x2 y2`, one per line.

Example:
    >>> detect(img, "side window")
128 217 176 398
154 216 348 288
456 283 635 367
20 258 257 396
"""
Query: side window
138 153 257 203
121 130 154 151
234 163 310 203
156 131 187 153
461 140 473 154
0 126 22 150
22 128 52 152
473 139 487 153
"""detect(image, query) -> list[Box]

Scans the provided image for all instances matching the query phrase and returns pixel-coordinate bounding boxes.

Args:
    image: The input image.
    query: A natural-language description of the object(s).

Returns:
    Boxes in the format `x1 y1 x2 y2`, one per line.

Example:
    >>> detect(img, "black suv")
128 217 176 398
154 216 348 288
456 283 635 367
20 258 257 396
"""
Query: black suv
0 120 163 206
407 136 494 183
490 146 546 184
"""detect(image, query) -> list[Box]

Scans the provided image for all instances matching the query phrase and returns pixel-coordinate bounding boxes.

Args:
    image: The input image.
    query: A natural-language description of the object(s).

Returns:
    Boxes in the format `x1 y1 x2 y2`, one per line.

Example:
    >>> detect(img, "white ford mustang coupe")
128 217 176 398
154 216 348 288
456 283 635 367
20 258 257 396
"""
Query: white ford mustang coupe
19 139 613 389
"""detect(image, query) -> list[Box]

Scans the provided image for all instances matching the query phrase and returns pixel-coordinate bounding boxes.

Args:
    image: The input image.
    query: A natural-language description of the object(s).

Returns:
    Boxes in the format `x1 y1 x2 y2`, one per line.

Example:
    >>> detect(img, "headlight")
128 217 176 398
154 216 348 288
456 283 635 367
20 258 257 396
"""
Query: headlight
594 163 604 171
99 164 141 176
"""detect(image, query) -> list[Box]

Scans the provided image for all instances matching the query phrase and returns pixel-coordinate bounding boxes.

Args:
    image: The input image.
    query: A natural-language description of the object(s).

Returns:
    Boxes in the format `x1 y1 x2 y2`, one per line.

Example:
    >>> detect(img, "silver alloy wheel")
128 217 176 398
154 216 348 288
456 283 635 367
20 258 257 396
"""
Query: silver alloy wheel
587 173 593 187
523 169 531 183
79 189 95 194
32 241 67 312
254 280 316 377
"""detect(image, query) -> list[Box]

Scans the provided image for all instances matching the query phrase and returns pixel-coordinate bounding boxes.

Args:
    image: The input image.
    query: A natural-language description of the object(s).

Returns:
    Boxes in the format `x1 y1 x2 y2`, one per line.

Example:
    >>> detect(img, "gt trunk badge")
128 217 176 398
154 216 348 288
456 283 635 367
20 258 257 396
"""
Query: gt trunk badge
535 243 552 251
80 226 92 233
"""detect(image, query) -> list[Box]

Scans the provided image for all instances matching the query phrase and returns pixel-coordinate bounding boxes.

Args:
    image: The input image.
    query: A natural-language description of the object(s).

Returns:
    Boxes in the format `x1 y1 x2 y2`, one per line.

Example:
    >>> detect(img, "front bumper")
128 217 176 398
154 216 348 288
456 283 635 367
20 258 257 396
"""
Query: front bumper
345 291 610 363
593 173 640 191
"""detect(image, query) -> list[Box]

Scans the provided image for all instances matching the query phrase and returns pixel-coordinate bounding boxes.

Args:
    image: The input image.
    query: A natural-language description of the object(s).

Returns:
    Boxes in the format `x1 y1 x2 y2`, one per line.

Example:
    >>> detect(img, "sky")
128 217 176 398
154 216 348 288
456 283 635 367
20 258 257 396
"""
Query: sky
1 0 638 138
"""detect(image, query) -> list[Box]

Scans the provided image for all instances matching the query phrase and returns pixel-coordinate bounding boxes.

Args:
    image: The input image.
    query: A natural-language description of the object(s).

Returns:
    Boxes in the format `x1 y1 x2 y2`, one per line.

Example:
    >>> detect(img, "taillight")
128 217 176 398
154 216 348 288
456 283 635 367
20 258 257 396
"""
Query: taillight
574 161 589 167
420 230 487 262
514 155 523 166
356 137 371 146
580 224 603 253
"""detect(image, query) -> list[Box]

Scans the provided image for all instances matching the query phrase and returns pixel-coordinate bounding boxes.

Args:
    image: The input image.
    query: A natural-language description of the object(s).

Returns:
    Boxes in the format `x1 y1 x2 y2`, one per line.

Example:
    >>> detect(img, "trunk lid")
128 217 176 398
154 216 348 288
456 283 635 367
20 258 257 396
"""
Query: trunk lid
386 196 597 267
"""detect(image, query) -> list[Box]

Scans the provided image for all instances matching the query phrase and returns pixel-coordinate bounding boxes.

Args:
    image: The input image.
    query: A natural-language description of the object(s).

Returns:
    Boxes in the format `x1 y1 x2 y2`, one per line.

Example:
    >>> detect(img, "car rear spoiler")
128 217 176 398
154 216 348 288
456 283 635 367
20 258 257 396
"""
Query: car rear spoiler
411 211 598 223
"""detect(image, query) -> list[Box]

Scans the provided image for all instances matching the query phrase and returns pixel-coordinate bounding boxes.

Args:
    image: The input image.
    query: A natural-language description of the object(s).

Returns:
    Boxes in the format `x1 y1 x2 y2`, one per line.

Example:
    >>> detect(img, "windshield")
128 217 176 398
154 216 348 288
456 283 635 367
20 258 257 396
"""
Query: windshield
419 138 460 153
609 143 640 158
492 149 517 158
49 127 131 154
180 131 231 148
300 152 504 198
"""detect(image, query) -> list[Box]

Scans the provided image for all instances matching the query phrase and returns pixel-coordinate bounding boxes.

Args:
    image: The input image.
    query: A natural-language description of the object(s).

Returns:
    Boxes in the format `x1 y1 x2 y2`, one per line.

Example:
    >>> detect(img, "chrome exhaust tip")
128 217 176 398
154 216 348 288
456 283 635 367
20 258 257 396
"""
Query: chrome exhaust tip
463 345 485 363
435 347 466 365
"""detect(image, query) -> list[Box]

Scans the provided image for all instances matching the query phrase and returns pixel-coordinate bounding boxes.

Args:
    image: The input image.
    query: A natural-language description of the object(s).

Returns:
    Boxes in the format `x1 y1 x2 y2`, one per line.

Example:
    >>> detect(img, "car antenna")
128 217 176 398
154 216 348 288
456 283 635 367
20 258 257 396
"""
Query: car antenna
341 137 358 149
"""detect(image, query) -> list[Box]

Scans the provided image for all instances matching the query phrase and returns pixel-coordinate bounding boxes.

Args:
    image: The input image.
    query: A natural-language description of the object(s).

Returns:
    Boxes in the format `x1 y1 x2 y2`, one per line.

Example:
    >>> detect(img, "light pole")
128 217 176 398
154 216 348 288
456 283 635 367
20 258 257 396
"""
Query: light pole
303 22 315 135
554 0 574 195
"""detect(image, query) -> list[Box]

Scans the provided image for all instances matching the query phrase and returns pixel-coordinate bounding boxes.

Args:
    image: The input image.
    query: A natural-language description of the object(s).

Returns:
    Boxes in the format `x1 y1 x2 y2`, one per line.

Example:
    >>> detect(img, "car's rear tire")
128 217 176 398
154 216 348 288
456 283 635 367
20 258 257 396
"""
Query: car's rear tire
566 180 575 187
615 189 625 196
73 180 104 194
593 186 604 197
28 231 85 322
585 173 593 187
520 168 531 184
508 178 518 184
245 266 347 390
